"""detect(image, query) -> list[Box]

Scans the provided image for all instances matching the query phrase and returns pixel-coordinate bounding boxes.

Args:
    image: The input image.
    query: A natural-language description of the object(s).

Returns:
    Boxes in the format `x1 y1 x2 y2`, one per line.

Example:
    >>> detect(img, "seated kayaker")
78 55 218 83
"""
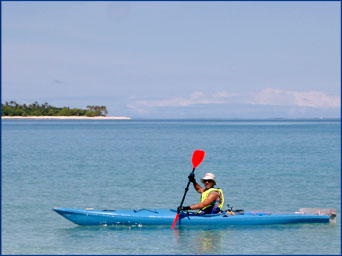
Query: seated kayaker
178 172 224 214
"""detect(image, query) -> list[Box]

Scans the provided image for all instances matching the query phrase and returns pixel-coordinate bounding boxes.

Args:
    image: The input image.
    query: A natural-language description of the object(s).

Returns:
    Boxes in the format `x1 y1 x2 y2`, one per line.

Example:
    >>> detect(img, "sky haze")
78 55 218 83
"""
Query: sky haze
2 1 341 118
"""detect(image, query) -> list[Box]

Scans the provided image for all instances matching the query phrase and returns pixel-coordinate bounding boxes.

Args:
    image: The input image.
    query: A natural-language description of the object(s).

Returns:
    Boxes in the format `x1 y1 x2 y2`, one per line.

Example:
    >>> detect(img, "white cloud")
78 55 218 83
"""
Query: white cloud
129 91 238 108
126 88 340 117
249 88 340 108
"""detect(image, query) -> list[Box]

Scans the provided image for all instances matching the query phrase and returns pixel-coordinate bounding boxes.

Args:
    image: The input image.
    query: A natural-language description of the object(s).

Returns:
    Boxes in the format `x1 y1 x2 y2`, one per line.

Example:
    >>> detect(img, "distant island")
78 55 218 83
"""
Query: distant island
1 101 131 120
2 101 108 117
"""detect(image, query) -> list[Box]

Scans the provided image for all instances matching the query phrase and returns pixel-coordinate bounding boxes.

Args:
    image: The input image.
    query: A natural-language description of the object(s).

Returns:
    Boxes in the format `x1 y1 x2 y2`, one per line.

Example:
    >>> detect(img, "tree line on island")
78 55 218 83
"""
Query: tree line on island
1 101 108 117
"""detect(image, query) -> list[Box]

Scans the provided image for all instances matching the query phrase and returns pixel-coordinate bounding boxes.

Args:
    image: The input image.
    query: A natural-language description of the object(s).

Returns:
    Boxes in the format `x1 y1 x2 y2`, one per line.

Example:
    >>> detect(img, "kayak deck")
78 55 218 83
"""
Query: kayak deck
53 207 336 226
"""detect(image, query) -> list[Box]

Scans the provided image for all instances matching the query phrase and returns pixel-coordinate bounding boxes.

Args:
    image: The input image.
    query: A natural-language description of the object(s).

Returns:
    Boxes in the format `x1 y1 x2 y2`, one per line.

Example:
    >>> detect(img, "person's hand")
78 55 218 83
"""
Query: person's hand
177 206 191 212
188 173 196 183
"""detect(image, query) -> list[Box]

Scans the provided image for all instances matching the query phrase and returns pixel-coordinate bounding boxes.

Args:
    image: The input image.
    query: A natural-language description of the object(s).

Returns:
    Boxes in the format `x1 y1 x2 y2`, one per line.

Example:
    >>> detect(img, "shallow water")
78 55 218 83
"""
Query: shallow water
2 119 341 254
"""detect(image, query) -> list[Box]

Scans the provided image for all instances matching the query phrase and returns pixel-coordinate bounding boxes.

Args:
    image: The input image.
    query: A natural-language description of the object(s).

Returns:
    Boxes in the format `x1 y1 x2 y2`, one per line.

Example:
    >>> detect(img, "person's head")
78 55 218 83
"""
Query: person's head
201 173 216 189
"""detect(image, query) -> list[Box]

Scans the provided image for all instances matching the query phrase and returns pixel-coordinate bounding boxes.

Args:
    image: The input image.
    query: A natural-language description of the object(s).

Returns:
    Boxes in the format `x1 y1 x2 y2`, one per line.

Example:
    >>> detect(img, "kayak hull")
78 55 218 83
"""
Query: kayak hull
53 208 336 226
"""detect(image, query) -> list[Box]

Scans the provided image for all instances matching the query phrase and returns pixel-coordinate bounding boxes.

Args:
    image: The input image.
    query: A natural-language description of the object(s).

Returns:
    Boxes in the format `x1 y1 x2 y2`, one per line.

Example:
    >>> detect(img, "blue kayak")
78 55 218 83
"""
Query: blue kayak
53 207 336 226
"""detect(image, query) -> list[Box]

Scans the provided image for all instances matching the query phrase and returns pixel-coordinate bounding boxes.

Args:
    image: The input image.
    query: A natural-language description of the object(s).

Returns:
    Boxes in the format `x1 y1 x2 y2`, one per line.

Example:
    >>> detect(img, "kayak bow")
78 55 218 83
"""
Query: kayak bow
53 207 336 226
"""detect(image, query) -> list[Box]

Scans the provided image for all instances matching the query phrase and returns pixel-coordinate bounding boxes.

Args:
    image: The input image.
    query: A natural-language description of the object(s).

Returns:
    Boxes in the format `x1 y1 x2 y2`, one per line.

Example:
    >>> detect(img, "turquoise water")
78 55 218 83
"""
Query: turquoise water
2 119 341 255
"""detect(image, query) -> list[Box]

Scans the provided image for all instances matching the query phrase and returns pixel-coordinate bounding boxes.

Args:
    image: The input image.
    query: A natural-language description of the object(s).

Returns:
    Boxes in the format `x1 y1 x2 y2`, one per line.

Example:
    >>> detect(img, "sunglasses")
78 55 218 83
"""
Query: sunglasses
203 179 213 183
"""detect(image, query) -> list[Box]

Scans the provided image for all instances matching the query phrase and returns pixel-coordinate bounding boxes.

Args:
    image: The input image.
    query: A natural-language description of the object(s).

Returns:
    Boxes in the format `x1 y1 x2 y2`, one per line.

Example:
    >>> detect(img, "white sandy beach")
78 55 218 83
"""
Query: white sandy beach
1 116 131 120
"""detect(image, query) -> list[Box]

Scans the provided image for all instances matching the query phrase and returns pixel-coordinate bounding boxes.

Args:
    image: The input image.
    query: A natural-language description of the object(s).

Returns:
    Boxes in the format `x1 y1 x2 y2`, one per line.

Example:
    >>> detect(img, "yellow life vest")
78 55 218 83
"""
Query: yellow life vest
200 188 224 211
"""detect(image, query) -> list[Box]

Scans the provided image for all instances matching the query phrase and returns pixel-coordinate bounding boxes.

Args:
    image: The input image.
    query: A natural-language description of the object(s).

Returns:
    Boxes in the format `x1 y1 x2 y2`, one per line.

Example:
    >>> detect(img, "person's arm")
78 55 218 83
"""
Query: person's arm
193 181 204 193
188 173 204 193
189 192 219 210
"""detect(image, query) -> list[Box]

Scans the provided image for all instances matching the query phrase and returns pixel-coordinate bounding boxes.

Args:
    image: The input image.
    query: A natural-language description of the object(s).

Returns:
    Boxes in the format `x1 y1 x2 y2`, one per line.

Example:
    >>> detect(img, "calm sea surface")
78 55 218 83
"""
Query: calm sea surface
2 119 341 255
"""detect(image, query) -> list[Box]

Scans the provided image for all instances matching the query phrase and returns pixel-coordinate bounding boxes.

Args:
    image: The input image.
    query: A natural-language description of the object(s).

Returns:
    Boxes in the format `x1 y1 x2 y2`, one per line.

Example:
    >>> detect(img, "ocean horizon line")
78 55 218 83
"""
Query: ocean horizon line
1 116 131 120
1 116 340 122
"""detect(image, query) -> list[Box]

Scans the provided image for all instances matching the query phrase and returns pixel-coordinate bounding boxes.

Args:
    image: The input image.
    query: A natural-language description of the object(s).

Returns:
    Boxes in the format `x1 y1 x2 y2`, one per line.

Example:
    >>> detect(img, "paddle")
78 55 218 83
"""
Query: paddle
172 150 205 228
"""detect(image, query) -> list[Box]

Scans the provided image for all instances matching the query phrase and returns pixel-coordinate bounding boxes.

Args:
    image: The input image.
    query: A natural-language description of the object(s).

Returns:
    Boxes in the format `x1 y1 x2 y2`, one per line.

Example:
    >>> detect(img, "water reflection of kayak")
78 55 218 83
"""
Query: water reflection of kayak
53 207 336 226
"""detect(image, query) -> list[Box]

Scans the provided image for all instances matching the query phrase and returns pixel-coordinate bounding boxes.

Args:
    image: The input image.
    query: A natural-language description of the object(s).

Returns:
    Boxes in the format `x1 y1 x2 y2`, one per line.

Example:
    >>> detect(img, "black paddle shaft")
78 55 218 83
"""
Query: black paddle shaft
177 168 195 213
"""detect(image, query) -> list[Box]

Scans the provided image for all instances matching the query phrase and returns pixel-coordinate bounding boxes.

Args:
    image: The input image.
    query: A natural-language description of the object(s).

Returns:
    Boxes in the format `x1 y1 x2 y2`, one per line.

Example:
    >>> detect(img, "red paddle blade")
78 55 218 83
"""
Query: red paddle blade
172 213 180 229
192 150 205 169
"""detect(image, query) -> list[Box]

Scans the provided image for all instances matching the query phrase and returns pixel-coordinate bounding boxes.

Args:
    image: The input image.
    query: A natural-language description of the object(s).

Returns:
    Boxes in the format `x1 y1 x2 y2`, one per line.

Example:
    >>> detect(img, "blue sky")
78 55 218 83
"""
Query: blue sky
2 1 341 118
